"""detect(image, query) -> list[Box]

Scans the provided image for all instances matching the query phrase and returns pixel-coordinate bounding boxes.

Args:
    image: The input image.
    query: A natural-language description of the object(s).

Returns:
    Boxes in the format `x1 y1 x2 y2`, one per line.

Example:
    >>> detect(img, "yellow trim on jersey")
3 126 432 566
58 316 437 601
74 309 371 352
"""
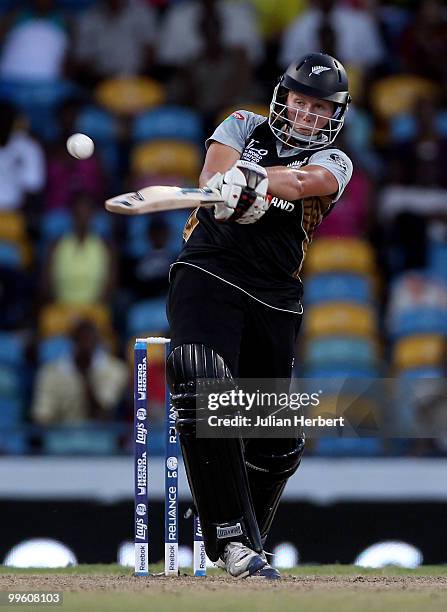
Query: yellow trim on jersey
292 196 332 278
183 207 200 242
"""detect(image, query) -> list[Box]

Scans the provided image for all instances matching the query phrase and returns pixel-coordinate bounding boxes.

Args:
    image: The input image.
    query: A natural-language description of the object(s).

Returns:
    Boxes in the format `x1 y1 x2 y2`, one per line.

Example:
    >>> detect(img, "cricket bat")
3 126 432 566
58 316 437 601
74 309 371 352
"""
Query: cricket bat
105 186 224 215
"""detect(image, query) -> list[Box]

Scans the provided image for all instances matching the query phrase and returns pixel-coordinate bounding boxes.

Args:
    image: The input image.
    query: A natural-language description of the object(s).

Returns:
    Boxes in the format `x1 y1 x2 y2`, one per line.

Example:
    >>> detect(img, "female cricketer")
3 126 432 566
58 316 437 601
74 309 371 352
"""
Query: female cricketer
166 52 352 579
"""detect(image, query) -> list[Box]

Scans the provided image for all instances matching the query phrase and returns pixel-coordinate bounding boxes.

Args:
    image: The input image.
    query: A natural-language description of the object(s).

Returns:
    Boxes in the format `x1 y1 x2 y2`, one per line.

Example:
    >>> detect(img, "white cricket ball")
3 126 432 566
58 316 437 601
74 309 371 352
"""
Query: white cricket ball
66 133 94 160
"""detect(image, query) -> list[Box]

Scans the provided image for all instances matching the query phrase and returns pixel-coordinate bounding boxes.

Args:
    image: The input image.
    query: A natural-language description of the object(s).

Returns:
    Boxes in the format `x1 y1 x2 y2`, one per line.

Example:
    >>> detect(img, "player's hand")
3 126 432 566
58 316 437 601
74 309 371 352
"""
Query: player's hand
206 160 270 224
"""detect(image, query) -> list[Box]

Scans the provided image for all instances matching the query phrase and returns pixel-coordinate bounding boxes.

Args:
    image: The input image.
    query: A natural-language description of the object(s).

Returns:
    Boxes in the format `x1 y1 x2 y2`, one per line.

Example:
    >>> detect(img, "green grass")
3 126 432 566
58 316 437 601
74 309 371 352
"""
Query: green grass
60 591 447 612
1 564 446 612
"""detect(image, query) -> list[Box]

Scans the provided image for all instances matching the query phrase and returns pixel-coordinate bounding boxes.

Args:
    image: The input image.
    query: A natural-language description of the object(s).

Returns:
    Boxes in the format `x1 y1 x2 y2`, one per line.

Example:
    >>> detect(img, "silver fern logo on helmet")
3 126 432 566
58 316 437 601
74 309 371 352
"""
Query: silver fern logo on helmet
309 65 331 77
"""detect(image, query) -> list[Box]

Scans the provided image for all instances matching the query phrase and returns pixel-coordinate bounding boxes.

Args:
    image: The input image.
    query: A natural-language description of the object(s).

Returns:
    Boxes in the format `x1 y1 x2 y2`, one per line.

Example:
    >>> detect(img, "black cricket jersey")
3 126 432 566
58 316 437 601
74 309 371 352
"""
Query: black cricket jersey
171 110 353 313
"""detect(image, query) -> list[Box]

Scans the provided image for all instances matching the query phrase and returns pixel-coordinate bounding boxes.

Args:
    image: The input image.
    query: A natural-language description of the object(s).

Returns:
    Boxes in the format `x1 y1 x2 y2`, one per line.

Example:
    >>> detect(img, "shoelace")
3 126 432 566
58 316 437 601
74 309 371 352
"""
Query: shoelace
224 543 252 564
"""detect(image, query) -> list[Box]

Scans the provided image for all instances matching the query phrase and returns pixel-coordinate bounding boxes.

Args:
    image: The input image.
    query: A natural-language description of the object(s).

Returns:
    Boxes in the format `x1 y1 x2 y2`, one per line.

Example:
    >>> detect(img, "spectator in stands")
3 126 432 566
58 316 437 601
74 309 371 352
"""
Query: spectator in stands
45 98 105 211
158 0 264 70
249 0 307 82
389 96 447 189
166 4 261 122
39 192 116 305
128 214 172 299
250 0 307 45
279 0 385 73
399 0 447 82
0 0 69 81
31 318 128 425
377 95 447 278
0 100 45 212
73 0 157 84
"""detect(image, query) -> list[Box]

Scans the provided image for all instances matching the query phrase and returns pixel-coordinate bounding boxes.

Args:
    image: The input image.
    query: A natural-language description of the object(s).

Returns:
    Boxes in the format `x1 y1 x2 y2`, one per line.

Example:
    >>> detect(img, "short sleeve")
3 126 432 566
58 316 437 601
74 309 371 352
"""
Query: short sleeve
307 148 353 202
205 110 266 153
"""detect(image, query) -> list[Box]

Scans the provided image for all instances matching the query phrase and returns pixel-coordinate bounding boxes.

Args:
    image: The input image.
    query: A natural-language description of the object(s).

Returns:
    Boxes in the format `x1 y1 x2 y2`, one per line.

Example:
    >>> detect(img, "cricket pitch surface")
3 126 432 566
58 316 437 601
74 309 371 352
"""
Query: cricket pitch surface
1 565 446 611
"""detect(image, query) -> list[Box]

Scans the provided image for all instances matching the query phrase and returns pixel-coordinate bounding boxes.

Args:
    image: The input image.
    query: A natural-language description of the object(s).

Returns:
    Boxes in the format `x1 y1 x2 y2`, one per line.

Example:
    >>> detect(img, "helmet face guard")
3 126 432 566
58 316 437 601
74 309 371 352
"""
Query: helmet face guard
268 53 351 152
269 84 347 151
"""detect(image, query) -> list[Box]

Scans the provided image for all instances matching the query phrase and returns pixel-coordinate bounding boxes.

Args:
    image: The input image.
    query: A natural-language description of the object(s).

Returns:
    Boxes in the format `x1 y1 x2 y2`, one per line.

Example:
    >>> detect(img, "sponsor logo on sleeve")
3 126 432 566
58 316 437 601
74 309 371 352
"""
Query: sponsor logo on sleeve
329 153 348 173
224 111 245 121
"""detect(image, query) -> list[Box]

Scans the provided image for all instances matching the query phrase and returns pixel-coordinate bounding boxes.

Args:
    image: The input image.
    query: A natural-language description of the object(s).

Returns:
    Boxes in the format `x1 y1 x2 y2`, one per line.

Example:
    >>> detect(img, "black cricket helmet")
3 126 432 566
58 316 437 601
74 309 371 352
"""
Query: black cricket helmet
269 52 351 151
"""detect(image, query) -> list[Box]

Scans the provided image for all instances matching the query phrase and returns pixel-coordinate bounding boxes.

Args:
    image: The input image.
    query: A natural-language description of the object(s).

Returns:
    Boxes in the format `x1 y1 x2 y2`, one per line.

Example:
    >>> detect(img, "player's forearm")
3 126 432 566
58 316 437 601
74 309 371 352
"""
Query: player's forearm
266 165 338 201
199 142 241 188
199 170 217 188
266 167 305 200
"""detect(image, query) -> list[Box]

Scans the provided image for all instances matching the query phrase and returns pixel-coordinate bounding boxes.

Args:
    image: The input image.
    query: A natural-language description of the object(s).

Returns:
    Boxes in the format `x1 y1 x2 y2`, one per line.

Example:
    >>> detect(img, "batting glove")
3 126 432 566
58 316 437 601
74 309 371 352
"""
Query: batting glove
207 160 270 224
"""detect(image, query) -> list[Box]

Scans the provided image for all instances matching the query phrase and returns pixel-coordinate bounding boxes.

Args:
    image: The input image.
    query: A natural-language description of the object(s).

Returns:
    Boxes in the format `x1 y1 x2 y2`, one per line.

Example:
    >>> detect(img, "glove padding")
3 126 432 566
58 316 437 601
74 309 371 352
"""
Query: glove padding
207 160 270 224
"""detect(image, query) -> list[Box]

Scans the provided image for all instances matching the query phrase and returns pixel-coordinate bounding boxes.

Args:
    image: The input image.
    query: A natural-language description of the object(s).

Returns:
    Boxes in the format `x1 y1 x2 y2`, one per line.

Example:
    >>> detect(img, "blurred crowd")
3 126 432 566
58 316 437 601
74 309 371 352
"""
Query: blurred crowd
1 0 447 457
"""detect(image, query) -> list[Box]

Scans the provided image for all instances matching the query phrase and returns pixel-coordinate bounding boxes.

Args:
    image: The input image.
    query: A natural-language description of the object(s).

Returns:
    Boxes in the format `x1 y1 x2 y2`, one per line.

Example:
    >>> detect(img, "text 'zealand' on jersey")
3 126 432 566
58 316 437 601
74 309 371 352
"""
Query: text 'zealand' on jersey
172 110 353 313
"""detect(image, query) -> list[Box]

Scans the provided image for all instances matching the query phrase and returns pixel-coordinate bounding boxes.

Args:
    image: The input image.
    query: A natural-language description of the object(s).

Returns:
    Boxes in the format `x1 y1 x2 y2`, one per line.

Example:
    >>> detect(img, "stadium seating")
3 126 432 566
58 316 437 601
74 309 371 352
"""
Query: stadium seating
43 426 118 455
0 242 23 268
427 238 447 284
389 308 447 338
0 79 78 141
392 334 446 371
0 365 19 399
127 298 169 336
39 303 113 340
370 75 439 120
0 397 22 426
306 393 382 455
305 273 372 305
0 331 26 453
130 140 201 183
312 438 382 457
0 211 26 243
305 303 377 338
305 337 378 369
75 105 120 175
391 111 447 143
76 105 118 142
95 77 165 116
0 332 25 368
399 367 445 379
40 210 113 245
125 210 188 258
300 235 381 382
133 106 203 144
304 366 379 378
304 238 376 276
0 211 32 267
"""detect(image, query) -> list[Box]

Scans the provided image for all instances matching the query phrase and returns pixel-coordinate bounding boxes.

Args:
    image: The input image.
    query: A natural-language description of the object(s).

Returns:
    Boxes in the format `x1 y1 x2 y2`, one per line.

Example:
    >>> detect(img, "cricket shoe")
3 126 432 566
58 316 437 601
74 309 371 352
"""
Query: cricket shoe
218 542 273 579
248 551 281 580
